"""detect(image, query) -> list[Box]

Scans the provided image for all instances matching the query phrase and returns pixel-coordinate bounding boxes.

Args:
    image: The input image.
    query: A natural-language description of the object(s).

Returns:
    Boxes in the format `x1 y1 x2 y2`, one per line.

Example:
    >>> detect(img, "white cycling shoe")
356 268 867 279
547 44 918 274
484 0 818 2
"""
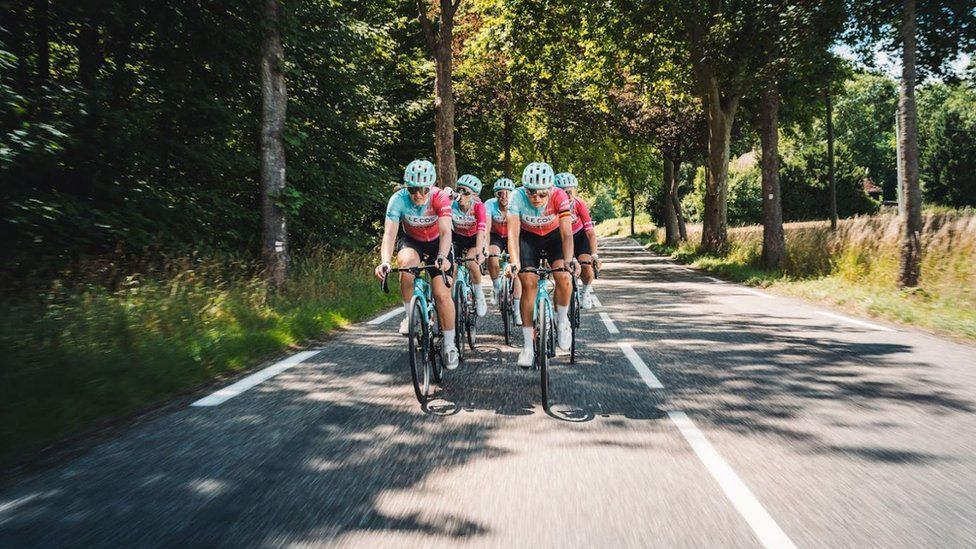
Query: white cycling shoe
557 321 572 351
517 346 534 369
399 316 410 336
581 291 595 310
442 343 460 370
475 292 488 317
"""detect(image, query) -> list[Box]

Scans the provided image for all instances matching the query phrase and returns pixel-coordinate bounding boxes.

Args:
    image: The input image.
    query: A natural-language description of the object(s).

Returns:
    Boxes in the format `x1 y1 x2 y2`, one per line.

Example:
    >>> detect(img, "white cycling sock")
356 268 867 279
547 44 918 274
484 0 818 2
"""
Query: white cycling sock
522 327 534 347
403 300 411 310
582 284 591 295
491 277 501 293
557 305 569 325
514 298 520 310
473 285 484 299
442 329 456 347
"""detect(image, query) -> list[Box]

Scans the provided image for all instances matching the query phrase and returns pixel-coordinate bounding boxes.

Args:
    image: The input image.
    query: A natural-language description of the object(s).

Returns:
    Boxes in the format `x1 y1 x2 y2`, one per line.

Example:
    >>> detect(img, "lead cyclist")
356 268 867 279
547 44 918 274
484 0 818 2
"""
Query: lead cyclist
374 159 459 369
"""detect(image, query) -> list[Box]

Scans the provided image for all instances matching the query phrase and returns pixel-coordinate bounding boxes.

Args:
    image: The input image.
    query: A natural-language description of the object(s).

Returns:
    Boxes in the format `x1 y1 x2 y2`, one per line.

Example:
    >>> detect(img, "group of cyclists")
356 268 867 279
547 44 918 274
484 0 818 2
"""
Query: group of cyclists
375 160 600 371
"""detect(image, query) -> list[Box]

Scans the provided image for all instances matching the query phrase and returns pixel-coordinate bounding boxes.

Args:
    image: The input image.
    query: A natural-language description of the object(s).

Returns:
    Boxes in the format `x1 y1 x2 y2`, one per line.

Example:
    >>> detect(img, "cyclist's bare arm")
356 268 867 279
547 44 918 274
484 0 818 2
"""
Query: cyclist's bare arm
507 213 521 273
376 219 400 279
436 216 452 270
559 215 575 270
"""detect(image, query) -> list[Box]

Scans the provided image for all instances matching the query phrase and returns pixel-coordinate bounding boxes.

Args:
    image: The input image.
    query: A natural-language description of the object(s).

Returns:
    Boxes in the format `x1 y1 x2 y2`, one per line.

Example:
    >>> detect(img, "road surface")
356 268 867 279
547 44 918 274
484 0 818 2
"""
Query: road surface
2 237 975 547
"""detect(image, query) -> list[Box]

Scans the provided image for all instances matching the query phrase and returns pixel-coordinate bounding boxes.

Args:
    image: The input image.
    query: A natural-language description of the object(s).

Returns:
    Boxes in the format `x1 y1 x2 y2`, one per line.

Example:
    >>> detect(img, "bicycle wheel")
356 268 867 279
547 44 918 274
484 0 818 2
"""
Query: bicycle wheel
537 304 551 409
500 278 511 345
466 289 477 351
431 313 443 383
407 297 430 404
453 285 466 364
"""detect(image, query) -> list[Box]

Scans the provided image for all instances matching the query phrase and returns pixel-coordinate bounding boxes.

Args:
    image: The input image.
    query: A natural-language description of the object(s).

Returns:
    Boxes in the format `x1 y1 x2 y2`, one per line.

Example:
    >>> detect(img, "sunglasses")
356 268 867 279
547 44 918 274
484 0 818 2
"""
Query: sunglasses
495 191 509 198
407 186 430 196
457 188 473 197
527 189 550 198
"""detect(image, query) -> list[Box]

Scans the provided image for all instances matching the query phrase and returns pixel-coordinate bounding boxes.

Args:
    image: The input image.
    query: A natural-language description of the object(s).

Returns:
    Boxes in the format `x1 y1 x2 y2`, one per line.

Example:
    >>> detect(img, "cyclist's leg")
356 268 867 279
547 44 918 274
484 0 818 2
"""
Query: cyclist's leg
466 246 482 285
432 244 456 335
546 230 572 308
395 240 422 305
574 229 595 286
518 230 543 331
487 243 502 280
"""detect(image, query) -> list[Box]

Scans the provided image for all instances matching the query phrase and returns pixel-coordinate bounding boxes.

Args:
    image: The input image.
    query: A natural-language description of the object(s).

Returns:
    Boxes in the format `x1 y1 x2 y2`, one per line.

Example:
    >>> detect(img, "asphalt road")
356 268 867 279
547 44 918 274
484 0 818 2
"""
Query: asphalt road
2 237 975 548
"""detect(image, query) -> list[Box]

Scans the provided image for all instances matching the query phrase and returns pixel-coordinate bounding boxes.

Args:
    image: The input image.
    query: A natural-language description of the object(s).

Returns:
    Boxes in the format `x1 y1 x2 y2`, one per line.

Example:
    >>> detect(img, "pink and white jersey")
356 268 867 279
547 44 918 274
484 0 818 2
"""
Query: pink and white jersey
451 199 487 237
569 196 594 234
484 197 508 237
507 187 572 236
385 187 453 242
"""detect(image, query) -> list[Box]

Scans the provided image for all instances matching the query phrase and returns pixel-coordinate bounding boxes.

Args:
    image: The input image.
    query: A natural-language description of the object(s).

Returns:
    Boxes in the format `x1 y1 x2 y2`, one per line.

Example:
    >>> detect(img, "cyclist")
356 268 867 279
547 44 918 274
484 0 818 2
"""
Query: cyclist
374 159 459 369
506 162 578 368
451 174 488 317
484 177 522 324
555 172 600 309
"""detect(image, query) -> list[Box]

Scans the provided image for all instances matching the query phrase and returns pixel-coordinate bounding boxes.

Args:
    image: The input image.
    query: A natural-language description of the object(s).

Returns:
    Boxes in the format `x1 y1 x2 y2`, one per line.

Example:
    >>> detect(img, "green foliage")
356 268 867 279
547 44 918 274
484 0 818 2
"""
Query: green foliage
919 81 976 207
588 188 618 224
0 248 398 463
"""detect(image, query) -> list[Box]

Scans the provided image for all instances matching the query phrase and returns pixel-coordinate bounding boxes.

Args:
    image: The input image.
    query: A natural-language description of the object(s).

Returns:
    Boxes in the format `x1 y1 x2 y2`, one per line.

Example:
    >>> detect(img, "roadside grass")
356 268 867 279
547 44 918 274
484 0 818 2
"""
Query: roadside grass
0 249 398 465
609 210 976 343
595 213 656 238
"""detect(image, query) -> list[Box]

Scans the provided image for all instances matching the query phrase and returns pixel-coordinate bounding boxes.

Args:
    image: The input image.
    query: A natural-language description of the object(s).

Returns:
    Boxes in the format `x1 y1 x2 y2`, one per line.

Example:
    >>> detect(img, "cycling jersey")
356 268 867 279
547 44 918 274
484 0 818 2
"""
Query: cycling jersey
385 187 453 242
569 196 594 234
451 199 487 237
484 198 509 238
507 187 571 236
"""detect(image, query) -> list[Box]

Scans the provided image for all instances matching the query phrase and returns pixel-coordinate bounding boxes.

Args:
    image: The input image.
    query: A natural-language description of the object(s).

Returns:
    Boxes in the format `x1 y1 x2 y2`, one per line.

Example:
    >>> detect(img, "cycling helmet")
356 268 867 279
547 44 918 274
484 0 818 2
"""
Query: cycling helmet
403 159 437 187
521 162 555 190
555 172 579 189
493 177 515 192
456 174 483 194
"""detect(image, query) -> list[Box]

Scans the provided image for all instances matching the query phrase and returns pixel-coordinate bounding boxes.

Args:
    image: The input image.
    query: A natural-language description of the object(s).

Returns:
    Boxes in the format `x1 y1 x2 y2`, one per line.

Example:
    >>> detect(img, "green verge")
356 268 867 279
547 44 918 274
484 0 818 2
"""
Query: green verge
598 211 976 344
0 249 398 465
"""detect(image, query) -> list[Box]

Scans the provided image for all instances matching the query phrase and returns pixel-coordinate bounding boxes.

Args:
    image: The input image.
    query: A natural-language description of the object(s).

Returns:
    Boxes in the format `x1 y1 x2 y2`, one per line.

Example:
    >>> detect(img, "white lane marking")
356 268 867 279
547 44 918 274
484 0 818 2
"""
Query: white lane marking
739 288 773 299
668 411 797 549
817 311 895 332
617 342 664 389
600 312 619 334
705 276 726 284
0 491 57 516
368 306 405 325
591 294 603 308
191 350 321 407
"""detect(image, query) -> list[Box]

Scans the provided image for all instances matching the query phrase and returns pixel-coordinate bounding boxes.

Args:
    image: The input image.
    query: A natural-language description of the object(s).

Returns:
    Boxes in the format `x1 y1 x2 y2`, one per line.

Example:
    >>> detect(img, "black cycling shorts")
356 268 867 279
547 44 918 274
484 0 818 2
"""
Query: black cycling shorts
519 229 564 269
397 235 453 265
573 229 591 257
452 232 479 255
489 232 508 252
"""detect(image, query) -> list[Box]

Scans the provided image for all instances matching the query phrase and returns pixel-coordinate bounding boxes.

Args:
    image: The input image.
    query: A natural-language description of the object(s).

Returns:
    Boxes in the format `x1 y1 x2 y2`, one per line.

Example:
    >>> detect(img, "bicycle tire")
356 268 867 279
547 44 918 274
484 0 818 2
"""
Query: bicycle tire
407 297 430 404
431 314 443 383
501 279 511 345
538 304 551 410
569 282 579 364
466 289 478 351
453 285 466 364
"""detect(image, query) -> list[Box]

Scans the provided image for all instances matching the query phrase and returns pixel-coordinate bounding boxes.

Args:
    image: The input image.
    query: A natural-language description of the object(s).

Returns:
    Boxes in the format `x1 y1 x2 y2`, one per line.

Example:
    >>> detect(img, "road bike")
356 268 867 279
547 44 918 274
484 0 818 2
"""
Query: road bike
520 262 570 411
382 264 450 404
488 251 517 345
453 253 479 358
568 259 598 364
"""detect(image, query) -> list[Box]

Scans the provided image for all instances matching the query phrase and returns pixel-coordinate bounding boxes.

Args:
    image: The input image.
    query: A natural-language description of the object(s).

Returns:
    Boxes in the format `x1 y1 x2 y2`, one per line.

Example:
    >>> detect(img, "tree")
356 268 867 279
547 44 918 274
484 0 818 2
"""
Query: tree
919 82 976 207
259 0 288 288
848 0 976 287
417 0 462 188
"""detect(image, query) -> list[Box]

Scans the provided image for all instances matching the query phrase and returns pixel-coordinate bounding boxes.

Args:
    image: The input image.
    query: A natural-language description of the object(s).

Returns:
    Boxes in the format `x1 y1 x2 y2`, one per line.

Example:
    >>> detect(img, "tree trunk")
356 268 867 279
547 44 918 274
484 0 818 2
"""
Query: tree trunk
700 77 738 253
898 0 922 287
672 159 688 241
760 84 786 270
34 0 50 114
663 156 680 246
431 0 458 188
78 21 102 89
826 90 838 230
259 0 289 289
629 187 636 237
503 111 513 179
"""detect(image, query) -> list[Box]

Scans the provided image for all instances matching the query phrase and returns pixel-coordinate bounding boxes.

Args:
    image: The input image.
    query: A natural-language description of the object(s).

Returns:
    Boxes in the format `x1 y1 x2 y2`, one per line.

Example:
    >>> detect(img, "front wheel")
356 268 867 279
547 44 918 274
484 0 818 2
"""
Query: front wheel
500 278 511 345
407 297 430 404
537 305 551 410
466 289 478 351
453 285 466 365
569 285 580 364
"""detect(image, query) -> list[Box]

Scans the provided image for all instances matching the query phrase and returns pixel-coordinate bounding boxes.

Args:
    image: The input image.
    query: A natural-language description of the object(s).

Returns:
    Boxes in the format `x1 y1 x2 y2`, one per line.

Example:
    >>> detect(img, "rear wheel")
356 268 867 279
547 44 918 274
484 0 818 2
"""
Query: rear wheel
500 278 511 345
466 288 477 351
569 284 580 364
431 314 443 383
407 297 430 404
453 285 466 364
537 305 550 410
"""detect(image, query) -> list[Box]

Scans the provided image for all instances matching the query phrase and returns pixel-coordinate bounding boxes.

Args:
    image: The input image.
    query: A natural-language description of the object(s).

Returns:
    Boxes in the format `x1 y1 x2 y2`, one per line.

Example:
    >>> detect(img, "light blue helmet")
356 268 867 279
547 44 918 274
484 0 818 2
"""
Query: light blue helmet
403 159 437 187
493 177 515 192
555 172 578 189
521 162 555 190
456 174 483 194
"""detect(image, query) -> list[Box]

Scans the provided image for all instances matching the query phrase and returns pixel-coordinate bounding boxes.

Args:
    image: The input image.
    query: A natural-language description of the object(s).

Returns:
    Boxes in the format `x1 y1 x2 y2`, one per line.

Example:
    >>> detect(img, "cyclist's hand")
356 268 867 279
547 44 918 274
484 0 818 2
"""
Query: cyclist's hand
436 255 452 272
475 251 485 266
507 262 520 277
592 253 600 270
570 258 581 277
375 262 391 281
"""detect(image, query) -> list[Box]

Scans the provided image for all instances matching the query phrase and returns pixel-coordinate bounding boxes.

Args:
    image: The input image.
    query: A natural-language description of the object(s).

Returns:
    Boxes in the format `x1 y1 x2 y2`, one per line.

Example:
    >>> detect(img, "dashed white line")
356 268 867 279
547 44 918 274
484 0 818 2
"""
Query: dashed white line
704 276 726 284
617 342 664 389
367 306 405 325
817 311 895 332
191 350 321 407
600 312 619 334
739 288 773 299
668 411 797 549
590 294 603 308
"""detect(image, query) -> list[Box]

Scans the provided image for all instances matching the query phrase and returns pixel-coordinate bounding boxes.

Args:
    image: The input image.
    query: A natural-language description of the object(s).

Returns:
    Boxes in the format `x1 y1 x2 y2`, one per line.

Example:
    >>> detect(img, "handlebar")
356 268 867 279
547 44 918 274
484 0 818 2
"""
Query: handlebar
577 260 600 280
381 264 451 293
